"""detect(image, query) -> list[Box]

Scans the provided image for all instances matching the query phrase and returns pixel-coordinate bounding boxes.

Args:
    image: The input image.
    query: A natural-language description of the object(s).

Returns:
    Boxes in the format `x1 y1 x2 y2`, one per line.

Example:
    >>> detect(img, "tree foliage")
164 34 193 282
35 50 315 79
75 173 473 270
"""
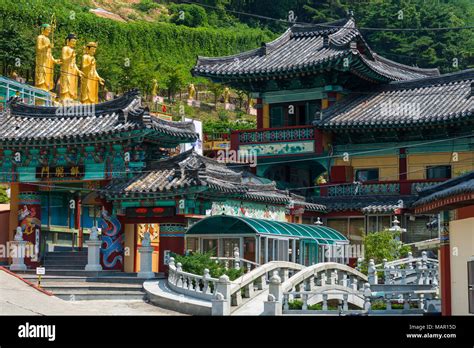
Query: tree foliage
362 230 412 268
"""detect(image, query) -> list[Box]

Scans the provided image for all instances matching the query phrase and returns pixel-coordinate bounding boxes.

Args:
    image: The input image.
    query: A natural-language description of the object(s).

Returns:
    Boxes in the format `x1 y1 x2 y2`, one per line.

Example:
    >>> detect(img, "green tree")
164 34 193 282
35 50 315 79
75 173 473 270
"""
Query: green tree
208 82 224 110
362 229 411 270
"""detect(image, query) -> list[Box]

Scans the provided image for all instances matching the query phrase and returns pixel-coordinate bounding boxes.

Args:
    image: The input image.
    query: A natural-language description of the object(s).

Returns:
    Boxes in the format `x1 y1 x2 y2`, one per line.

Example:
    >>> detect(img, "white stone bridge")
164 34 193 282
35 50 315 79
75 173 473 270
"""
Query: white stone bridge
143 252 440 316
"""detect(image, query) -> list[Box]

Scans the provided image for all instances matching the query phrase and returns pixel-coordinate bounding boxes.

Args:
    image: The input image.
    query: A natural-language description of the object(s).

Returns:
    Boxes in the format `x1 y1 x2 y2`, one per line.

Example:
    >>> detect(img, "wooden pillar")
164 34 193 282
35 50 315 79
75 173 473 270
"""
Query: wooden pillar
76 195 83 250
440 243 452 315
8 183 19 243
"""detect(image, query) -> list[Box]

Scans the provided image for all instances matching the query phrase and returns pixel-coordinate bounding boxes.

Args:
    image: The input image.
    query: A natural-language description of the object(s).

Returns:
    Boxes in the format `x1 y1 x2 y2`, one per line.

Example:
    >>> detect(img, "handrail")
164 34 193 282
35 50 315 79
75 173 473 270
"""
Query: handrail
282 262 368 292
229 261 304 295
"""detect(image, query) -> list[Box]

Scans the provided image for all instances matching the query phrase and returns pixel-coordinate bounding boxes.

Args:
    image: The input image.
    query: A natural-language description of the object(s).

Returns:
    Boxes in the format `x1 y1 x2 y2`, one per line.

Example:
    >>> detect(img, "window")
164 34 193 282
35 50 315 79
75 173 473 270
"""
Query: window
426 165 451 179
366 215 393 233
355 168 379 182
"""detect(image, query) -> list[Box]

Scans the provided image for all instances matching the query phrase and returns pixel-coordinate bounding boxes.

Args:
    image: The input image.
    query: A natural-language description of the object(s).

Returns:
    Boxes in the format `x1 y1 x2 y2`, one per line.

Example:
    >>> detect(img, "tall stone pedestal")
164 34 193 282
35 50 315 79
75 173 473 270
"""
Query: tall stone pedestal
10 240 27 271
138 246 155 279
85 239 102 271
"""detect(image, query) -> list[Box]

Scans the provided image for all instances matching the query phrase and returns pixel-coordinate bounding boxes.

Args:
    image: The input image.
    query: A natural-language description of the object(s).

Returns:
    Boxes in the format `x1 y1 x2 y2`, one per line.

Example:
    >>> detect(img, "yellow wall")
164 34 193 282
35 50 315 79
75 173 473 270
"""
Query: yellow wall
263 103 270 128
407 152 473 180
124 224 135 273
334 155 399 181
449 217 474 315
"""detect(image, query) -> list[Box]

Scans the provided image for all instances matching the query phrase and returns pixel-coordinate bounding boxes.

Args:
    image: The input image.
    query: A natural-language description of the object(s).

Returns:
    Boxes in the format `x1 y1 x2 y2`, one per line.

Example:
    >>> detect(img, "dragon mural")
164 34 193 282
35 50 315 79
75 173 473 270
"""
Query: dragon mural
99 207 123 270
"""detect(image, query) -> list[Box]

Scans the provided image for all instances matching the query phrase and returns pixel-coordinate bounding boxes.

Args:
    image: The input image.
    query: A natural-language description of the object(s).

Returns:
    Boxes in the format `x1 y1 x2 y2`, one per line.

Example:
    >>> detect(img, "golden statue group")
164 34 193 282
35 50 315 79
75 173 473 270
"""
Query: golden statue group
35 23 104 104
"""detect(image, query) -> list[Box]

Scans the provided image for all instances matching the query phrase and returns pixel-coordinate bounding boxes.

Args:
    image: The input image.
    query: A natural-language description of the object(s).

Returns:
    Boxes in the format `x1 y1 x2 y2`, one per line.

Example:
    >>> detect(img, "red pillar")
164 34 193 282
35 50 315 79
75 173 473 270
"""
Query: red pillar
256 98 263 129
440 243 452 315
399 148 407 181
17 184 41 267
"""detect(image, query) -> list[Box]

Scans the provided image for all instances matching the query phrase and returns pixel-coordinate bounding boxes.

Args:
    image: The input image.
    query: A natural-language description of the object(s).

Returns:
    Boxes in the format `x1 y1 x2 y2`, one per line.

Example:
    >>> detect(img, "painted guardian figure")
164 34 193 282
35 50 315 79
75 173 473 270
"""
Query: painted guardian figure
59 33 84 103
80 42 104 104
35 24 61 92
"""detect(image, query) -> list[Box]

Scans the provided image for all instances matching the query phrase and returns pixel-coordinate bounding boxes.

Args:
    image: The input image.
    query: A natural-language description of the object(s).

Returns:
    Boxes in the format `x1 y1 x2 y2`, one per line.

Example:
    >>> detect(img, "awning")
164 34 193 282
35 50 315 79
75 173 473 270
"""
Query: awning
186 215 349 245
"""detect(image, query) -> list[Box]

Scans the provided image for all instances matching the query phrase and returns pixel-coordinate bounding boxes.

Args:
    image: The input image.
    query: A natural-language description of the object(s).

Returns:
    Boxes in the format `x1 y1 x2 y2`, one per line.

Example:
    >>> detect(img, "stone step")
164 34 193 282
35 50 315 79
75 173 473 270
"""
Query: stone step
18 274 165 284
45 251 88 256
54 290 146 301
44 259 88 265
40 264 87 270
42 282 144 292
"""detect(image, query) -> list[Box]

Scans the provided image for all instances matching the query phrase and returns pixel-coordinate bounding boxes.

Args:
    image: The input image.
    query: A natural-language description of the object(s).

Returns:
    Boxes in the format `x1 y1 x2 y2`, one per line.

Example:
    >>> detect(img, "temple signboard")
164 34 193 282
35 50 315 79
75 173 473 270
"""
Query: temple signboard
36 165 85 180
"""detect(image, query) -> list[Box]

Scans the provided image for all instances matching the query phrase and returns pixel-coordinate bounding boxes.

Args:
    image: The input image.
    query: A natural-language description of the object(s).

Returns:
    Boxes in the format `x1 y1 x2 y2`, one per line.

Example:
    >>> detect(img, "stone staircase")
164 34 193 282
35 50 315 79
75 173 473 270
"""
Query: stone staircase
43 250 88 270
11 249 166 301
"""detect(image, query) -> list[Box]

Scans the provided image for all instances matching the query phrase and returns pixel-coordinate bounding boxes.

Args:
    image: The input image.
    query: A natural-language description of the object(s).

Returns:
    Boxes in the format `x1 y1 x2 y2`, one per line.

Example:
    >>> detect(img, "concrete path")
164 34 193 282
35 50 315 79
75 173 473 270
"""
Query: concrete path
231 289 268 316
0 269 182 316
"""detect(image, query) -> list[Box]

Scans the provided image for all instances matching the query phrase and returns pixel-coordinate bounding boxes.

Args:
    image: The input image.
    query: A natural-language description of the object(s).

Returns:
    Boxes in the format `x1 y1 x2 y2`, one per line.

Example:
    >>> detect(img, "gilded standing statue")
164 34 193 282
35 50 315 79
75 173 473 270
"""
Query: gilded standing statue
80 42 104 104
59 34 83 103
35 24 61 91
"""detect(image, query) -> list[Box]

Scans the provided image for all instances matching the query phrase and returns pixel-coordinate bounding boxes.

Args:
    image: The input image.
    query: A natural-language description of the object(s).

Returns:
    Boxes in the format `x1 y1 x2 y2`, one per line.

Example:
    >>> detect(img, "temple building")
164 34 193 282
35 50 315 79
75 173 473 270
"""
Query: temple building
1 90 197 270
412 171 474 315
192 17 474 247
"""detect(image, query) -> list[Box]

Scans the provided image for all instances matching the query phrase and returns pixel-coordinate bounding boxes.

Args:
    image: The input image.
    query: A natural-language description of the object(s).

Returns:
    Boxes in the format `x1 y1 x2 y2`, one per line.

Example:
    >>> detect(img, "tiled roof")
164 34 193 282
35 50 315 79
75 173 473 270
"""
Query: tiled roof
412 171 474 207
313 195 415 213
1 90 198 146
193 18 439 82
316 69 474 130
104 150 326 211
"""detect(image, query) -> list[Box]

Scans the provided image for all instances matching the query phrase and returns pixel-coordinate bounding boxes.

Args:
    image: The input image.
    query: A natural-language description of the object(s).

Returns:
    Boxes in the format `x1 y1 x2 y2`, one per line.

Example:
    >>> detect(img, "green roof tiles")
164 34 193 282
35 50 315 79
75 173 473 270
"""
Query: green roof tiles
186 215 348 245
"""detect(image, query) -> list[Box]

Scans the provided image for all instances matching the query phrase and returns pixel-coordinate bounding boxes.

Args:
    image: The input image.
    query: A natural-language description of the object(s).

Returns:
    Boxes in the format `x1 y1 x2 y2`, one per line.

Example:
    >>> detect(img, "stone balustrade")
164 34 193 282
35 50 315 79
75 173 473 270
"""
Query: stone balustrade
167 257 219 301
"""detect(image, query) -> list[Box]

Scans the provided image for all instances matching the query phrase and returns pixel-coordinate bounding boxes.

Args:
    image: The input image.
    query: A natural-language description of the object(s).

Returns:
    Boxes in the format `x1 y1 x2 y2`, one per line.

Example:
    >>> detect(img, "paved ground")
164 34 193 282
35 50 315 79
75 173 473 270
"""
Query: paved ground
0 270 183 316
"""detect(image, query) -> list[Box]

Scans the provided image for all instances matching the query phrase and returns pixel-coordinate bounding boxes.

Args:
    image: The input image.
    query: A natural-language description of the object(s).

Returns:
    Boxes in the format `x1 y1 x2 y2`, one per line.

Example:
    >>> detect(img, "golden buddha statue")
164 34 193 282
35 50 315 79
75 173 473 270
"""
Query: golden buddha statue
80 42 104 104
188 83 196 100
59 34 83 103
152 79 159 97
223 87 230 104
35 24 61 91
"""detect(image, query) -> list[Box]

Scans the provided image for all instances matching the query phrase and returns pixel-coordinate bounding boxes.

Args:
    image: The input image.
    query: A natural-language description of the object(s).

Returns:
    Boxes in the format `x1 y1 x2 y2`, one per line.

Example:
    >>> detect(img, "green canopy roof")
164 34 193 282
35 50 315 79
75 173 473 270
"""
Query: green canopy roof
187 215 348 245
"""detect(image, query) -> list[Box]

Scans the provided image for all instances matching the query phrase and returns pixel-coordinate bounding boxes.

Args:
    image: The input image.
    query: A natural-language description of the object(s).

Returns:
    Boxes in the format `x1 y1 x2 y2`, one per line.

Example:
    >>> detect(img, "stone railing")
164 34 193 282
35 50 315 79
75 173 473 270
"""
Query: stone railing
235 125 316 145
365 251 439 286
167 257 220 301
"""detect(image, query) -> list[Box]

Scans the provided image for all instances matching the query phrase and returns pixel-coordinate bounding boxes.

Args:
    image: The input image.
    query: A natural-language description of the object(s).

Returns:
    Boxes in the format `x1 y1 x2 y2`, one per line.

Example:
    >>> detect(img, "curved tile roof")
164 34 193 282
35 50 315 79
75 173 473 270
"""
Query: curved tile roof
193 18 439 82
1 90 197 145
317 69 474 130
412 170 474 207
104 149 326 211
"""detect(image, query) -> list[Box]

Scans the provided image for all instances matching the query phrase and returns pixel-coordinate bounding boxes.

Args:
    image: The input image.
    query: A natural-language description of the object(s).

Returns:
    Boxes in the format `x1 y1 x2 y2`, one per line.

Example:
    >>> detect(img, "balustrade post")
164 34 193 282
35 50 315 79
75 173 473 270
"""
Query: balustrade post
263 271 282 316
352 278 358 291
386 294 392 310
321 273 327 286
283 294 289 311
234 247 240 270
279 268 289 283
341 273 348 288
363 283 372 312
416 261 423 285
342 293 349 312
403 293 410 310
322 293 328 311
383 259 389 284
408 252 414 270
368 259 377 285
331 270 337 285
202 268 210 294
176 262 183 287
302 293 308 310
168 257 176 283
401 269 407 285
212 275 231 316
418 293 425 310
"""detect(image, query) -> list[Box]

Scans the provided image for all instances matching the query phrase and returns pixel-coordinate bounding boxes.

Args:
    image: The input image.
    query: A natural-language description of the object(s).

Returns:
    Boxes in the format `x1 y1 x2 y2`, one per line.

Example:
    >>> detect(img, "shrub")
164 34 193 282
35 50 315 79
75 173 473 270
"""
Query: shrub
173 252 243 281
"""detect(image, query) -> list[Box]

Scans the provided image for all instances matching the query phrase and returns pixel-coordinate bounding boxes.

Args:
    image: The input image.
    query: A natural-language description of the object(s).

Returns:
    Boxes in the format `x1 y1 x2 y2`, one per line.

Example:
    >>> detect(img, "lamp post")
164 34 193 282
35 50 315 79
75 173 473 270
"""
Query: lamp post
389 216 406 242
